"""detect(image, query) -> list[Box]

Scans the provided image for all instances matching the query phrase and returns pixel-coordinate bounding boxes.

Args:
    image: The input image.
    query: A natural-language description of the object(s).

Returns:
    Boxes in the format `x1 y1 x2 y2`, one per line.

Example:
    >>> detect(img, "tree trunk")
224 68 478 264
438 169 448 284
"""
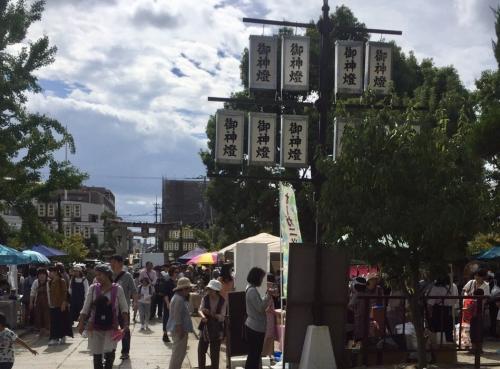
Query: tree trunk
408 268 428 369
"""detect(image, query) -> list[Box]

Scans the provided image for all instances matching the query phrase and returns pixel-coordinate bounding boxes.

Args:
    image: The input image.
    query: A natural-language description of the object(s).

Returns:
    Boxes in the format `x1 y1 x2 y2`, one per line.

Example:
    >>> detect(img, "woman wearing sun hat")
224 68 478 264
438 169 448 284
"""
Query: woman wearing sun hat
197 279 226 369
166 277 194 369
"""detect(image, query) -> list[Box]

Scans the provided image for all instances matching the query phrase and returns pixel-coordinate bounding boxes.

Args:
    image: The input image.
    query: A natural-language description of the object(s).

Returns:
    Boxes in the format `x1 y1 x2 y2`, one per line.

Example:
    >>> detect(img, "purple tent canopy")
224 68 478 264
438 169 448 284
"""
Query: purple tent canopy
31 244 67 258
178 247 207 262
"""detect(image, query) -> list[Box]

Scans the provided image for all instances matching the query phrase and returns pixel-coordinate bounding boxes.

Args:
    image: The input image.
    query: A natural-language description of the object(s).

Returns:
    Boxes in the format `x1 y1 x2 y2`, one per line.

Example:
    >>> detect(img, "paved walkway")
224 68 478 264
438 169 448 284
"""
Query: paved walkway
13 319 500 369
14 318 192 369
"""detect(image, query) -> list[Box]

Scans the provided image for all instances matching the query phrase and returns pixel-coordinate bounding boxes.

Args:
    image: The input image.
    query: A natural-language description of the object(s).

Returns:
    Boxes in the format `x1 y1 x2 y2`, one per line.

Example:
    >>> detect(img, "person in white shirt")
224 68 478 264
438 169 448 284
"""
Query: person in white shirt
137 278 154 331
463 269 491 297
426 277 459 342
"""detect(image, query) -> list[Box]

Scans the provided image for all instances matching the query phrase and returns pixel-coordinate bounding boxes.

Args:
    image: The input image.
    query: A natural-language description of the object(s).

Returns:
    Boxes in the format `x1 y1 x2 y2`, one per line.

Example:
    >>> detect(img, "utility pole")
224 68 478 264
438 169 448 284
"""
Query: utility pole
154 198 160 251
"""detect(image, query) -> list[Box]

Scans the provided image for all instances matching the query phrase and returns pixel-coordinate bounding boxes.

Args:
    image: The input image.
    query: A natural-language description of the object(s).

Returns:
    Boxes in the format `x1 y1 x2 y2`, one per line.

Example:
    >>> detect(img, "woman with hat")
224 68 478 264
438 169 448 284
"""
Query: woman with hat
198 279 226 369
78 264 129 369
166 277 194 369
69 266 89 323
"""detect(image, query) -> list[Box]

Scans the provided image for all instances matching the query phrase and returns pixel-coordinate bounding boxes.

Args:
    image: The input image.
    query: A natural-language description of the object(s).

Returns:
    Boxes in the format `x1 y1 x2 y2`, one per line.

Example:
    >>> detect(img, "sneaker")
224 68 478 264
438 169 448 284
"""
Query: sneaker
60 337 66 344
48 339 58 346
162 333 170 342
120 353 129 360
140 325 145 331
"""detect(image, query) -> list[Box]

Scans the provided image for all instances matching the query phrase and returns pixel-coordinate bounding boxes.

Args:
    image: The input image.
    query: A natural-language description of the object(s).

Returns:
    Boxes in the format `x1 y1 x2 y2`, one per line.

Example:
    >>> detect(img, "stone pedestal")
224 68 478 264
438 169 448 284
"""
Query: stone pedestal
298 325 336 369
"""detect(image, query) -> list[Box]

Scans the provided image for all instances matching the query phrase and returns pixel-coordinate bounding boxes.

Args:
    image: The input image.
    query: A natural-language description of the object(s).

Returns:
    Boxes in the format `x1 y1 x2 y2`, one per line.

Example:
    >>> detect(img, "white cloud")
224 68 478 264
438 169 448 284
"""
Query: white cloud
19 0 498 217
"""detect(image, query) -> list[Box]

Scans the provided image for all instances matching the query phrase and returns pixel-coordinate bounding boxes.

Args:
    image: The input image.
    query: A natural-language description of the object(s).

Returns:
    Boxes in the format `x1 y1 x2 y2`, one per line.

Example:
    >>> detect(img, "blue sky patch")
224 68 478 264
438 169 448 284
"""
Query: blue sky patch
171 67 187 77
39 79 91 98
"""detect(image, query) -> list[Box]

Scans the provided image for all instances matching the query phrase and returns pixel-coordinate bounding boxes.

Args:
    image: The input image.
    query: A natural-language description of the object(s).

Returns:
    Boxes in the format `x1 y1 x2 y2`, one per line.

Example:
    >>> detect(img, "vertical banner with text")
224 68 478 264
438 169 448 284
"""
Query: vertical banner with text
248 112 277 166
364 42 393 95
280 115 309 168
215 109 245 164
249 36 278 90
280 182 302 299
281 36 310 91
334 40 364 96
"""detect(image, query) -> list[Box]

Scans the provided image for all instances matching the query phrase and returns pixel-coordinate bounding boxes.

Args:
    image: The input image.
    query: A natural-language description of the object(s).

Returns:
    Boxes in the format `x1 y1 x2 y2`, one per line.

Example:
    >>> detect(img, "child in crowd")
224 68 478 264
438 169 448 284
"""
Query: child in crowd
138 278 154 331
132 272 140 323
0 313 38 368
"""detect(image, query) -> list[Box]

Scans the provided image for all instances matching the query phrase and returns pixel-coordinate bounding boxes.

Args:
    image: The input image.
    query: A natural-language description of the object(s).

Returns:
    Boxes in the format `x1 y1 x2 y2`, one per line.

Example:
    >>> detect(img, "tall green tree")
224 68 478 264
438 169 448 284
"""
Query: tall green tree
471 7 500 233
320 109 490 368
0 0 86 245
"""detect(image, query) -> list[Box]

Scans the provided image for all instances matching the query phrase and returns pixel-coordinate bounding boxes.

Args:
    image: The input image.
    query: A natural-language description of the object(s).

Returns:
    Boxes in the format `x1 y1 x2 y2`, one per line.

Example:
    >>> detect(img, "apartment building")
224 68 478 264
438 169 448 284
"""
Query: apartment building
1 186 116 246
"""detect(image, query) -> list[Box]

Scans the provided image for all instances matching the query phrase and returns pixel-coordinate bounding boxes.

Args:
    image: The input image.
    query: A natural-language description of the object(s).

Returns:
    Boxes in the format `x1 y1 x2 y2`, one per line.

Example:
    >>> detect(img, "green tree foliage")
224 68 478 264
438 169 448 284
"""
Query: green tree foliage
470 7 500 232
0 0 87 245
468 232 500 256
57 234 88 263
101 210 119 250
320 109 490 368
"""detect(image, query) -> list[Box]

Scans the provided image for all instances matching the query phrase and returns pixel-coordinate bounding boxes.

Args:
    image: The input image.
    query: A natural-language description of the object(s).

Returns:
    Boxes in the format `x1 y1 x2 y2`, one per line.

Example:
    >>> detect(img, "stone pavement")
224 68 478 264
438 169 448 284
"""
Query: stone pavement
13 318 192 369
12 318 500 369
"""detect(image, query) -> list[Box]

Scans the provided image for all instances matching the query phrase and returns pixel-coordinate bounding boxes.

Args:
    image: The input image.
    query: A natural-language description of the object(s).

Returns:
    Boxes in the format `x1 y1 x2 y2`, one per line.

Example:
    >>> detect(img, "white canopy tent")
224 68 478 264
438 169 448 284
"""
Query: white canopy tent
218 232 281 254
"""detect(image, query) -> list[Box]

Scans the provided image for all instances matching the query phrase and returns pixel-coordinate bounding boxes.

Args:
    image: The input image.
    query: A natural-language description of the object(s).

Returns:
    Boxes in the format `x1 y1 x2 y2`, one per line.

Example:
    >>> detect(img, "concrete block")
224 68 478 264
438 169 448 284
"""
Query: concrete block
298 325 336 369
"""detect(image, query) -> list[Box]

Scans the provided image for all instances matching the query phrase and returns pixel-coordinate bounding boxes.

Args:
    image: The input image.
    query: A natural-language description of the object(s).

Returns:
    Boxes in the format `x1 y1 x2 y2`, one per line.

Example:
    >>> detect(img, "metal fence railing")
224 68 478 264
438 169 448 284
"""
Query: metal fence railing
351 295 490 369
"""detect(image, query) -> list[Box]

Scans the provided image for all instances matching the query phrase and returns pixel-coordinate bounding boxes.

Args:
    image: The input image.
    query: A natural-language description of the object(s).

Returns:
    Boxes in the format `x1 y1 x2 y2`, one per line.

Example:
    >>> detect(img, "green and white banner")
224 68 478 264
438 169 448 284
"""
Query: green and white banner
279 182 302 299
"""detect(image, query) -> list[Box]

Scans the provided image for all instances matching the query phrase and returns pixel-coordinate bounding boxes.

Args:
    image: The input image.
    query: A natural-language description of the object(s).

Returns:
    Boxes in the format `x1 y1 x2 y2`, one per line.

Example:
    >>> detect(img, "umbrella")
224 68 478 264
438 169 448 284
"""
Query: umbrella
0 244 30 265
31 244 67 257
187 252 218 265
21 250 51 264
178 247 207 262
477 246 500 260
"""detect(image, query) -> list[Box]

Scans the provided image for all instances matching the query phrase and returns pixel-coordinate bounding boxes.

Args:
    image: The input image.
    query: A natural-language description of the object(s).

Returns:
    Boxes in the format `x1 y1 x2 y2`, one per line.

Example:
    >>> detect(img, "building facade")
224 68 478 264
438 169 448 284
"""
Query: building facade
162 179 211 227
0 187 116 247
161 179 213 260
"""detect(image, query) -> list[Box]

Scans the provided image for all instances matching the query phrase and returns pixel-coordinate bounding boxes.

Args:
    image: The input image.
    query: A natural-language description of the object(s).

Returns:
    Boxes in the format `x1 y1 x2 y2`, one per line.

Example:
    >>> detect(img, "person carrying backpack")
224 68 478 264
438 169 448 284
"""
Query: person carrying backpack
78 264 129 369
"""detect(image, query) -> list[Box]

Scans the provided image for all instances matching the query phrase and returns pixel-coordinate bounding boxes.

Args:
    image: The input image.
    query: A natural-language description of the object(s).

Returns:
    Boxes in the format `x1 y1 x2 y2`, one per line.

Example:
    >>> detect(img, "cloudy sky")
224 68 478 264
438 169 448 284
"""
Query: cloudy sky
25 0 498 221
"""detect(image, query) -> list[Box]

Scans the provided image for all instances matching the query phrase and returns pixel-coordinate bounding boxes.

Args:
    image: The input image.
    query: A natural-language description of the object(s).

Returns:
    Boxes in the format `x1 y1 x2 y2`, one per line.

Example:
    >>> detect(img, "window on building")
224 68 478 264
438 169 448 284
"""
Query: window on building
74 204 81 218
83 227 90 239
89 214 99 223
64 224 71 237
37 203 46 217
64 204 72 218
182 229 193 239
165 241 179 251
169 230 180 240
47 203 55 217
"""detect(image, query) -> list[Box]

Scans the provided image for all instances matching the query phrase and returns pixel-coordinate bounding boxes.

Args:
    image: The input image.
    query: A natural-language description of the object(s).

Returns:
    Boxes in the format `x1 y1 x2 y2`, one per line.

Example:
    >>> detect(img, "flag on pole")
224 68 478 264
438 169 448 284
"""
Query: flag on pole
279 182 302 299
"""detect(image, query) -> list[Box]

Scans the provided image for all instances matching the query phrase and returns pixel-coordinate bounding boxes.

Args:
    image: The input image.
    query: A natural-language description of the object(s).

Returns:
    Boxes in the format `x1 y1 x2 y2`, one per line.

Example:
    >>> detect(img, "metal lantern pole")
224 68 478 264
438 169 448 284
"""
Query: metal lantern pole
208 0 402 327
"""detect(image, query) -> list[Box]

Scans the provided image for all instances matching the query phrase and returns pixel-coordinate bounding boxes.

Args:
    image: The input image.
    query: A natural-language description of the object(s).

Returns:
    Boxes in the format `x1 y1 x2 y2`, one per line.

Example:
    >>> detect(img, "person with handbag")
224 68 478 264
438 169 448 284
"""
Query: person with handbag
78 264 129 369
198 280 226 369
244 267 271 369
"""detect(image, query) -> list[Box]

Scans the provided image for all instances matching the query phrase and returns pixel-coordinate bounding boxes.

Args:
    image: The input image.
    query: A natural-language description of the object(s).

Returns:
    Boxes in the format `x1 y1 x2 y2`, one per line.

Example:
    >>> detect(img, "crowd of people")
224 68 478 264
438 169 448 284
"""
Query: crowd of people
10 256 500 368
8 256 258 369
347 267 500 354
